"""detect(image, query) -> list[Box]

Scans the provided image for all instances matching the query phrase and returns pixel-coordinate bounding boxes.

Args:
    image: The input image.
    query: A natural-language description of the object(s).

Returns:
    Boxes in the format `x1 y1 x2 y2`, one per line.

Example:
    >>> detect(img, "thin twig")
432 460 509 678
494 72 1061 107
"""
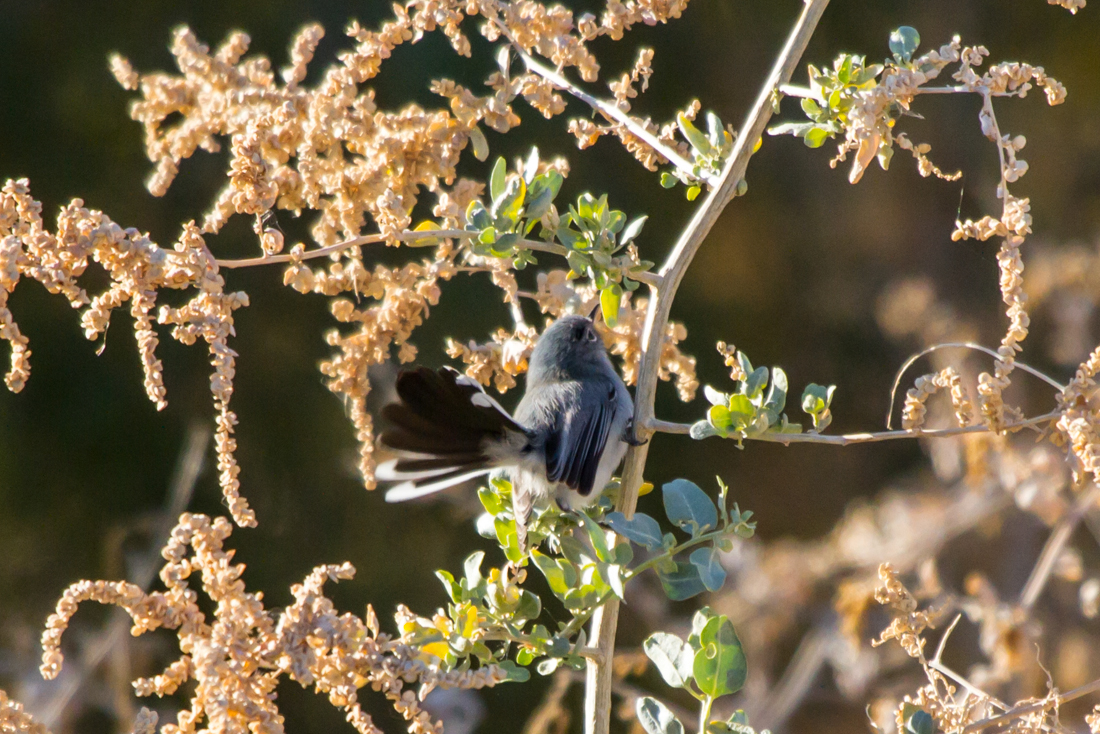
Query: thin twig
886 342 1065 430
646 410 1059 445
753 626 832 731
214 228 663 288
1018 483 1100 611
929 614 1009 711
961 678 1100 734
583 2 831 734
502 35 709 186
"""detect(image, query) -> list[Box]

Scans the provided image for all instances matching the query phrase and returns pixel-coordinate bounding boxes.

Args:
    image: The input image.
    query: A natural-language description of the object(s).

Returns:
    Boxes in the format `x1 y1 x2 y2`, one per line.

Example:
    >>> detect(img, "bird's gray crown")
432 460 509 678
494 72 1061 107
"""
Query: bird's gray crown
527 314 613 385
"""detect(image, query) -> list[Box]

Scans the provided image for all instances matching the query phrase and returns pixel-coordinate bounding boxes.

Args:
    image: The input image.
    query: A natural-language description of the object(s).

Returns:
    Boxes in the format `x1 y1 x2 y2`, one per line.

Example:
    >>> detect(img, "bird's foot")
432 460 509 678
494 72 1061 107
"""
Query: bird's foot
625 420 649 447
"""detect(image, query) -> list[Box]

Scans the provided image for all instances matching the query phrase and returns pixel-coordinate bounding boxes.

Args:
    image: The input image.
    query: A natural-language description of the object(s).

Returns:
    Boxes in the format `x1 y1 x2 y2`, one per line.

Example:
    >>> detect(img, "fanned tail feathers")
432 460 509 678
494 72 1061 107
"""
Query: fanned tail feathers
379 367 528 501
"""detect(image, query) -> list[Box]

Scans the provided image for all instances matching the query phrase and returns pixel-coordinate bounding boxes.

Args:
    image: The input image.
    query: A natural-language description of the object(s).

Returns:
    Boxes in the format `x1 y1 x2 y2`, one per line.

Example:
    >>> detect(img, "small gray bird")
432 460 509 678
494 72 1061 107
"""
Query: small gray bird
377 314 638 545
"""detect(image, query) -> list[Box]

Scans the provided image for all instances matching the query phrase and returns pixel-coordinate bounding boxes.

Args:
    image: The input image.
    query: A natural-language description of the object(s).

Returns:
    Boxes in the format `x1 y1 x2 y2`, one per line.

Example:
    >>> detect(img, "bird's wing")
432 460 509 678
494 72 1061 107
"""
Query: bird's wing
544 380 617 497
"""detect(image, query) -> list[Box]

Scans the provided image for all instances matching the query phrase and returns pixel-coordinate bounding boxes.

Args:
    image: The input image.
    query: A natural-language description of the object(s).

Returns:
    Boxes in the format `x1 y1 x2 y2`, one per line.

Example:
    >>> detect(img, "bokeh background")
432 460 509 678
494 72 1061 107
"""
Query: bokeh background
2 1 1100 732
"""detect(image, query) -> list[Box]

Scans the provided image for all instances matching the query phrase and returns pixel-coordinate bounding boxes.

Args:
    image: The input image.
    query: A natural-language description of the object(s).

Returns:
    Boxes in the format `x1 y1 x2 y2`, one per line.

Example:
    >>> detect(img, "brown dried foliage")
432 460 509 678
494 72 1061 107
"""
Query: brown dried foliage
39 514 512 734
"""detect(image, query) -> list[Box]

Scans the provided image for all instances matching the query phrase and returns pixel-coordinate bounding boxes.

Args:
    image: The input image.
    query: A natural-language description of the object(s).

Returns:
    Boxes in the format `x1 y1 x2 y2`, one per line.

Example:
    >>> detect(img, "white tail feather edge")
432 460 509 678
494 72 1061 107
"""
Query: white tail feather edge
384 467 495 502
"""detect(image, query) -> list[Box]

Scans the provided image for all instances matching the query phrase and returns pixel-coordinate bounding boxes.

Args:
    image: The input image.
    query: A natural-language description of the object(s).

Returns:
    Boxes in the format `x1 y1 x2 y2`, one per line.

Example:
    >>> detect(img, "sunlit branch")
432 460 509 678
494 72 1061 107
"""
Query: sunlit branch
647 410 1058 445
215 229 662 288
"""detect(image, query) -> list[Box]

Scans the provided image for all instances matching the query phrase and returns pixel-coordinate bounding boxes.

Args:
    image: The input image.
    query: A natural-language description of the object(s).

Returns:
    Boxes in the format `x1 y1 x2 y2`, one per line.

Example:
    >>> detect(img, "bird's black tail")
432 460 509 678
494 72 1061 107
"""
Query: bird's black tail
378 367 529 501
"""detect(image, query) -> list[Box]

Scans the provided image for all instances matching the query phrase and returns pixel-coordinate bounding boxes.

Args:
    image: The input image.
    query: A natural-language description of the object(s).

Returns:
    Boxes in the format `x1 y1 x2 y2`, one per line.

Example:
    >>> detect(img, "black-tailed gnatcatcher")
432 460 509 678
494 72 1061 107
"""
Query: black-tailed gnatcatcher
378 314 639 544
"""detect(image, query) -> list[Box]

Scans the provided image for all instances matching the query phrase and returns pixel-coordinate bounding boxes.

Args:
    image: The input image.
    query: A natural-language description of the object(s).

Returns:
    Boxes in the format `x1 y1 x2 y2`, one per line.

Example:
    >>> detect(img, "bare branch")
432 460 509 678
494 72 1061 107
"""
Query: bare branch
647 410 1059 444
584 2 832 733
505 37 709 186
215 229 663 288
961 678 1100 734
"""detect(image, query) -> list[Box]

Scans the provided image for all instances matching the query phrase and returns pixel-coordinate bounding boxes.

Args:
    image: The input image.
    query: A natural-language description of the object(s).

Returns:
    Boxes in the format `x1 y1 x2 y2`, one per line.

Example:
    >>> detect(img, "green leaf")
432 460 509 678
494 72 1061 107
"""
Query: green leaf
464 551 485 590
606 210 626 234
468 125 489 161
762 367 788 424
514 589 541 622
524 147 540 183
491 232 520 257
678 113 713 157
546 636 570 657
643 632 695 689
766 121 814 138
536 658 561 676
690 420 720 440
801 383 836 414
578 511 612 562
494 517 523 562
613 542 634 565
693 615 747 697
407 220 442 247
687 607 712 651
489 157 507 203
708 404 732 432
605 511 663 549
742 366 768 400
705 110 724 148
435 569 459 602
906 710 933 734
889 26 921 62
466 200 492 231
686 185 702 201
577 192 598 220
800 97 823 118
803 125 831 149
660 171 678 188
478 486 503 516
557 225 586 250
689 546 727 592
663 479 718 535
606 563 626 600
878 142 895 171
531 550 570 596
656 561 708 601
704 385 728 407
636 697 685 734
600 284 623 328
524 184 554 222
496 660 531 682
726 394 755 431
494 177 526 227
516 648 535 666
620 215 647 245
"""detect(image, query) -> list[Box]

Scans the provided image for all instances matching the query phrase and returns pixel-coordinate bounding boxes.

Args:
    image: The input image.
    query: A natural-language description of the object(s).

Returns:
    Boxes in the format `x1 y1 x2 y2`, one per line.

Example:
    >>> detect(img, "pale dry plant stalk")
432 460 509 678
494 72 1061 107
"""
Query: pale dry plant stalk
38 513 514 734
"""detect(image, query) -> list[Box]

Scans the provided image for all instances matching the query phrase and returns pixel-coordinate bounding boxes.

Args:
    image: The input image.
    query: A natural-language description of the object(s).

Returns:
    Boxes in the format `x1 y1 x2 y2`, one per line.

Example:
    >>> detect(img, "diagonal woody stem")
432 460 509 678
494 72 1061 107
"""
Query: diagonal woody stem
582 2 832 732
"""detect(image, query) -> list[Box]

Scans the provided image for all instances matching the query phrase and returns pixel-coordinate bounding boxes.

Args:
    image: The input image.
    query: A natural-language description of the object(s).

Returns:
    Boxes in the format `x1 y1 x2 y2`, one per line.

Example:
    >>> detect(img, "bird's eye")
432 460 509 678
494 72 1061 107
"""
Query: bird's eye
586 329 597 342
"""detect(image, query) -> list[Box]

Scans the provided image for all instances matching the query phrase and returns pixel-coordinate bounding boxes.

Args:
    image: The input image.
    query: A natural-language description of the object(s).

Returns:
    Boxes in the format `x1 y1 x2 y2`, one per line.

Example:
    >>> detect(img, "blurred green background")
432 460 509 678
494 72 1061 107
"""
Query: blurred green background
1 1 1099 732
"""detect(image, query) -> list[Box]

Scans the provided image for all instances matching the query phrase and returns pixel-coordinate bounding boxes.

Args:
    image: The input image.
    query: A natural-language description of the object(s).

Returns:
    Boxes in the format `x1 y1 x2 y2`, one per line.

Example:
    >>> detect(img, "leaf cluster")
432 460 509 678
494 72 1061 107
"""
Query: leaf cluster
637 608 766 734
660 111 745 201
463 149 652 325
690 351 836 442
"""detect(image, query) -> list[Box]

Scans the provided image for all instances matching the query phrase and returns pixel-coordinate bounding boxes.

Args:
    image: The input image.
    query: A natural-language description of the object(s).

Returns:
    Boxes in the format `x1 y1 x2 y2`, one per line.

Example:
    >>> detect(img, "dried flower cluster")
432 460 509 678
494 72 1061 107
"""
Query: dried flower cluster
2 0 713 512
901 367 974 430
0 690 48 734
448 270 697 400
1048 0 1086 12
0 182 254 525
39 513 512 734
